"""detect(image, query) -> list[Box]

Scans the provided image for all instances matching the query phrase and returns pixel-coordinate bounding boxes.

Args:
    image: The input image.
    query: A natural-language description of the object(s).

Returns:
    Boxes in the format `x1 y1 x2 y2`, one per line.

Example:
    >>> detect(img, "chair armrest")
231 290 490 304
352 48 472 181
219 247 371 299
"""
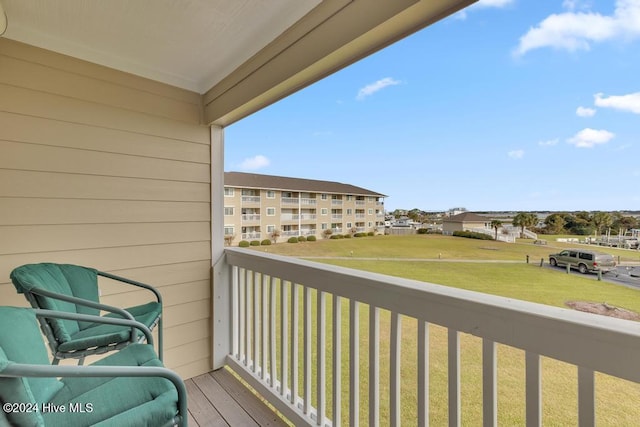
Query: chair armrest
98 271 163 306
0 363 187 427
29 288 135 321
34 309 153 345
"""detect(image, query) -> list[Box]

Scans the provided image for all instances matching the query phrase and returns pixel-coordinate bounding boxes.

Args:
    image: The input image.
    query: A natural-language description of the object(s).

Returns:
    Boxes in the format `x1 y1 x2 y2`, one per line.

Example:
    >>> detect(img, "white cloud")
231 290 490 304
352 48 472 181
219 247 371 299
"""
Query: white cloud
508 149 525 159
594 92 640 114
538 138 559 146
239 155 270 170
567 128 615 148
356 77 401 100
513 0 640 56
576 106 596 117
456 0 513 19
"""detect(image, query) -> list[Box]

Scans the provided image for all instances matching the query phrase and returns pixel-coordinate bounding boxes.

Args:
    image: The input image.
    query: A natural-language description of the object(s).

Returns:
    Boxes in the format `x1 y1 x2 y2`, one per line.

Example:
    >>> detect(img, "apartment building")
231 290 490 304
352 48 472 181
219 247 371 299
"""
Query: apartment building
224 172 386 243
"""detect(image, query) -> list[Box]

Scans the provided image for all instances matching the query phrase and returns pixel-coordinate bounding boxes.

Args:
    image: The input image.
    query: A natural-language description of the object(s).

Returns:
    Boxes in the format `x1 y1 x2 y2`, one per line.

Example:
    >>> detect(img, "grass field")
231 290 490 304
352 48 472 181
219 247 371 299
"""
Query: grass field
246 234 640 425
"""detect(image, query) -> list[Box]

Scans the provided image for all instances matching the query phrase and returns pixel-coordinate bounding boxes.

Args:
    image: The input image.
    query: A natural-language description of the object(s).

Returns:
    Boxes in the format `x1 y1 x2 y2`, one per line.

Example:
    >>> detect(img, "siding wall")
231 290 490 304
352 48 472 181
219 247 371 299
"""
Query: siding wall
0 39 212 379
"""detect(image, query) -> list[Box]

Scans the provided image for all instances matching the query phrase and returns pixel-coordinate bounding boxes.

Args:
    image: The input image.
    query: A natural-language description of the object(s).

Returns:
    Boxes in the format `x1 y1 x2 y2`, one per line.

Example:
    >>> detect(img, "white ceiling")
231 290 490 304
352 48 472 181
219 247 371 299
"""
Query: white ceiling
1 0 320 93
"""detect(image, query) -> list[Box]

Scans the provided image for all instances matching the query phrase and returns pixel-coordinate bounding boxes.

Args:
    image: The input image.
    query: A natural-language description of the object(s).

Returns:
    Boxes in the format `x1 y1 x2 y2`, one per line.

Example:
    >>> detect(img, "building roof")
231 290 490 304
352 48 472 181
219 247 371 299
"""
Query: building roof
224 172 386 197
443 212 489 223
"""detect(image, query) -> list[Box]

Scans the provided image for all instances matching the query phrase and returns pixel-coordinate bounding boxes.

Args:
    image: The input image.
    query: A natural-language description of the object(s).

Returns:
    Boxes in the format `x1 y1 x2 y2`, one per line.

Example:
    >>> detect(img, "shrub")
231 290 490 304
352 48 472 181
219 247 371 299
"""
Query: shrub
298 235 307 242
238 240 250 247
367 232 375 236
287 237 299 243
330 235 343 240
261 239 272 246
354 233 365 237
417 228 429 235
343 234 352 238
250 240 260 246
452 230 494 240
322 229 333 239
307 235 316 242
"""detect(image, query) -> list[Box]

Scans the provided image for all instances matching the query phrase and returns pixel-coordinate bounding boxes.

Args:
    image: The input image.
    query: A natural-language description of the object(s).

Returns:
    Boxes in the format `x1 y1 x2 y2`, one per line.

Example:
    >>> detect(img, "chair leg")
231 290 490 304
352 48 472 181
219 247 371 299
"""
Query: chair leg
158 316 163 361
78 356 85 366
52 357 60 365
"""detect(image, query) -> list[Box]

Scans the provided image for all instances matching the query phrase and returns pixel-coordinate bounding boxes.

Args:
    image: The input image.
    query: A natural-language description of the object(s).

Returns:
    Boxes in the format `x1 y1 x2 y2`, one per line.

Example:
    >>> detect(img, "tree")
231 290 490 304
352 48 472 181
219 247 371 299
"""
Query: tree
490 220 503 240
270 229 281 243
611 212 638 235
590 211 612 236
544 213 565 234
224 234 235 246
512 212 538 237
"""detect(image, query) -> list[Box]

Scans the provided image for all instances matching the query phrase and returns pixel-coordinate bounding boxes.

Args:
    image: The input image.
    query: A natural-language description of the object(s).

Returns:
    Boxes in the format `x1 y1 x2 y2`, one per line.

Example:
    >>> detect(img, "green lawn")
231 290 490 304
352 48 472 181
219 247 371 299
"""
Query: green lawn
246 235 640 425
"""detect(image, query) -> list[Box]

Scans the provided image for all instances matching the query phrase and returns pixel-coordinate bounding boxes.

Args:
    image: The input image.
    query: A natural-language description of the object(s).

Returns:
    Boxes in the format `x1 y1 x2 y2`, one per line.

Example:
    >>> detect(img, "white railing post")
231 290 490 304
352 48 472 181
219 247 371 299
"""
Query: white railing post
525 352 541 427
448 329 460 427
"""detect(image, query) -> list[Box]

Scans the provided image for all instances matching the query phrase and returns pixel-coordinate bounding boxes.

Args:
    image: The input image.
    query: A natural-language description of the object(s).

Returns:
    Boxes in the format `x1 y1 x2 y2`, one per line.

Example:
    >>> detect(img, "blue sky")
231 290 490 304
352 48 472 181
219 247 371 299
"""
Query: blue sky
225 0 639 212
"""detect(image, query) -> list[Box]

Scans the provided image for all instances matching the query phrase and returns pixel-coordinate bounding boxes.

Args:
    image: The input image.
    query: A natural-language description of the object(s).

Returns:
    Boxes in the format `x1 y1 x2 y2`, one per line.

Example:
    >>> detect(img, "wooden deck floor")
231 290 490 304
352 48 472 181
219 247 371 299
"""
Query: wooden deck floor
186 368 289 427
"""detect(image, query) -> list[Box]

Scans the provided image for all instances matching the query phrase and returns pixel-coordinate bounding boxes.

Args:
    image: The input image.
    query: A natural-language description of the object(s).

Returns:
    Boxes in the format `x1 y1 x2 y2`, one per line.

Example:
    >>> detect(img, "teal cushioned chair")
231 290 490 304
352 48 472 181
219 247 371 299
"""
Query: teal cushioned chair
0 307 186 427
10 263 163 364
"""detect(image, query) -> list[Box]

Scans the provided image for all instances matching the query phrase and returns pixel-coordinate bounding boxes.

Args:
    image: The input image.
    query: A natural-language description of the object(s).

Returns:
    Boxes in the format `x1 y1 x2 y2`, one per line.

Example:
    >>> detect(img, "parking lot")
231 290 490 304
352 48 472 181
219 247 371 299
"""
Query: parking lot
545 263 640 289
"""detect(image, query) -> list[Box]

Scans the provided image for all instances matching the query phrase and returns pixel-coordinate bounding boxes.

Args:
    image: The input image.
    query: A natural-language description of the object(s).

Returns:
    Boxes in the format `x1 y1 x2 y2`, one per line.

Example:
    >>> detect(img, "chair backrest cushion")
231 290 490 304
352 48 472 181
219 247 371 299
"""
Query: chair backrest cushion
0 307 64 425
10 263 101 337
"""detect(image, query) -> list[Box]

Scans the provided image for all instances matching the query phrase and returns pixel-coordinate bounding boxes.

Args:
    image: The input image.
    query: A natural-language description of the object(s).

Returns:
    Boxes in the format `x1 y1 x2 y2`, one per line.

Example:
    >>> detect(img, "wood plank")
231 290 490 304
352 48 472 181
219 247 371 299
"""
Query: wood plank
0 54 201 124
0 111 210 163
0 169 210 201
176 357 212 381
194 373 259 427
185 378 228 427
0 222 210 255
102 260 211 289
0 198 210 226
0 140 210 183
0 242 211 285
164 338 211 369
164 299 211 328
164 319 211 350
0 39 201 105
101 280 210 307
212 368 289 427
0 84 209 143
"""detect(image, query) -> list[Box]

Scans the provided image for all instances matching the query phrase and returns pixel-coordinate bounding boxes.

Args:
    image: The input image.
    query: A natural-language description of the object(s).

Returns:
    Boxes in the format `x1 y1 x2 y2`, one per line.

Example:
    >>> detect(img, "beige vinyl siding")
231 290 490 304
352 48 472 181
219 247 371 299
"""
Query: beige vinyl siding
0 39 212 379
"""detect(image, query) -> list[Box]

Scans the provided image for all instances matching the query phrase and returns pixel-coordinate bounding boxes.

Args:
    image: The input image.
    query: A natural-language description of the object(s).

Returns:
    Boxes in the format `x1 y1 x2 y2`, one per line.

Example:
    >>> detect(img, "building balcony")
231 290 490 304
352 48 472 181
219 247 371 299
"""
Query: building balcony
281 230 299 236
300 198 317 206
242 196 261 205
331 200 343 206
331 214 343 220
355 214 366 219
281 214 300 222
212 249 640 426
356 200 366 206
241 214 261 222
281 197 299 205
241 233 261 240
300 214 317 221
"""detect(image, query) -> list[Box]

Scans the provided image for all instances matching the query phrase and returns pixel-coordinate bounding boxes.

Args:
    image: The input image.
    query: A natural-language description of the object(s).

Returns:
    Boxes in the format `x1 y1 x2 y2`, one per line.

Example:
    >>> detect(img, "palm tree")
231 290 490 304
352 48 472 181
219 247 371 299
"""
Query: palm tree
513 212 538 238
591 212 612 236
490 220 503 240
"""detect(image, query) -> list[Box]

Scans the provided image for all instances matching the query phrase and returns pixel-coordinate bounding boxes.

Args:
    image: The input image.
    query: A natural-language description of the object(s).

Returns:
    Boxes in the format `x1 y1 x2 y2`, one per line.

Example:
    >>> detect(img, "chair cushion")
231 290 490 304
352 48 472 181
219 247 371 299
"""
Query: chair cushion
0 347 46 427
46 344 178 427
58 302 162 353
58 264 100 329
0 307 63 403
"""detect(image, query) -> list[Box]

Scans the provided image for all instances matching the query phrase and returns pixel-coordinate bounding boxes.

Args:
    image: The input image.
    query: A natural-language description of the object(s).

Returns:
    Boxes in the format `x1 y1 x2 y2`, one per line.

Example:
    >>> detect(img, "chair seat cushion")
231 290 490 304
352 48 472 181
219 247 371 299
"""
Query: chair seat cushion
57 302 161 352
46 344 178 427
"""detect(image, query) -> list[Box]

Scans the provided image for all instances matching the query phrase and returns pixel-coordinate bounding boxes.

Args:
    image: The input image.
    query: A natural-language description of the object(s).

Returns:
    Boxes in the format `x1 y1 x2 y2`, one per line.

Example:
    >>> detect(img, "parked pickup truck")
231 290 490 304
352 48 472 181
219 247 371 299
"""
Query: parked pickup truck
549 249 617 274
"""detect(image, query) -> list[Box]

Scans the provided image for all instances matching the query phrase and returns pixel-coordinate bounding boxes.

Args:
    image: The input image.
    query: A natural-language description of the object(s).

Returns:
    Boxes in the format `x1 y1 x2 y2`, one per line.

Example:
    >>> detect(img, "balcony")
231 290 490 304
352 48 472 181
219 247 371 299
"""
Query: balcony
242 196 261 205
356 200 366 206
331 200 343 206
300 214 317 221
214 249 640 426
331 214 343 220
241 233 261 240
281 197 299 205
281 214 300 222
300 198 317 206
242 214 261 223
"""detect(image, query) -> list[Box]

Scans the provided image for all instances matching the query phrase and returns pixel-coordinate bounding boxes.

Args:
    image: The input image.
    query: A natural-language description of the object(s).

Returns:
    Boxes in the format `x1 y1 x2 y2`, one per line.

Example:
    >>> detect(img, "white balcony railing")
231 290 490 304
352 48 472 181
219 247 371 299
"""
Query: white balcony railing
240 233 261 240
331 200 343 206
242 196 261 204
300 214 317 221
281 230 300 236
331 214 343 220
282 197 299 205
217 249 640 426
281 214 300 222
242 214 261 222
356 200 366 205
301 198 317 206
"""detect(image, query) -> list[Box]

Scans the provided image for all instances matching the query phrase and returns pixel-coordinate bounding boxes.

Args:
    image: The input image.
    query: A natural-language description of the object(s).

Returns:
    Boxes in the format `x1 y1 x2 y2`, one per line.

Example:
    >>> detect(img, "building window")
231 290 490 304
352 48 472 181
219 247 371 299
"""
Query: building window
346 209 352 215
267 225 276 233
224 207 234 216
321 194 328 200
266 190 276 199
321 223 328 230
346 222 352 229
224 226 235 235
346 195 353 201
368 222 373 228
267 207 276 216
224 188 234 197
321 208 328 215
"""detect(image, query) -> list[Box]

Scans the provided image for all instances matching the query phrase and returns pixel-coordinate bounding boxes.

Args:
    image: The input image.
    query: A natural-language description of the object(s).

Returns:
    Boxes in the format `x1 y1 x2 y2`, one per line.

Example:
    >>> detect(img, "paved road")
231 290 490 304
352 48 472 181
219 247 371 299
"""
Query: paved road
544 264 640 289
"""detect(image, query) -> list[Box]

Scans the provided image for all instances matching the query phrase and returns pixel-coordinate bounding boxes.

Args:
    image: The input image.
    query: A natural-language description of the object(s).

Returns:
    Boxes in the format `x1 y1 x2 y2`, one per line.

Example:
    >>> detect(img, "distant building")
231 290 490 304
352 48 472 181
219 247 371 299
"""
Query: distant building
447 207 468 217
224 172 386 243
442 212 491 235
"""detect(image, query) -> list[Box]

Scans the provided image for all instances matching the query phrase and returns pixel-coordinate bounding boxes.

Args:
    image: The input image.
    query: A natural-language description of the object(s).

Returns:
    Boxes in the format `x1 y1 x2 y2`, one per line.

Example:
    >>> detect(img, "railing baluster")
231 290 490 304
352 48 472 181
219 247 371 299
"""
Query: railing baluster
482 339 497 427
418 320 429 427
304 286 312 415
239 268 246 364
578 366 595 427
333 295 342 427
390 312 401 427
291 283 299 406
369 306 380 427
262 273 269 381
317 291 326 425
525 351 541 427
253 272 259 373
245 269 252 368
448 329 460 427
281 280 289 398
350 299 360 427
270 276 277 389
231 266 239 358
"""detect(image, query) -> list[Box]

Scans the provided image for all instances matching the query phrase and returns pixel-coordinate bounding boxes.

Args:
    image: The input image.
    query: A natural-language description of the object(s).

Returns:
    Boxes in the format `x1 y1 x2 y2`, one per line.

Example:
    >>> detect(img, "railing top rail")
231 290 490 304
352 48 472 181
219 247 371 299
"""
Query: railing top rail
224 248 640 383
